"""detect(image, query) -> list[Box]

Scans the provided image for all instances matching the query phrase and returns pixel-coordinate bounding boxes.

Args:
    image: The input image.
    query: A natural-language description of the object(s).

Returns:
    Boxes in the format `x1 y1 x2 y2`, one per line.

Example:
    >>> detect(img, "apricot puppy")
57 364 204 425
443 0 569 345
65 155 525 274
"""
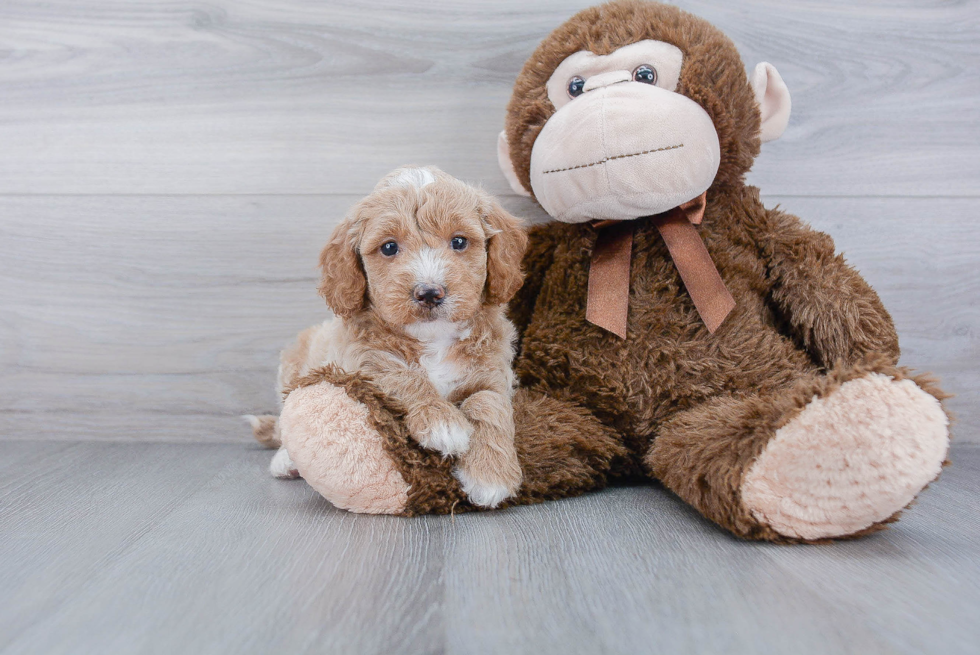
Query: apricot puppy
255 166 528 508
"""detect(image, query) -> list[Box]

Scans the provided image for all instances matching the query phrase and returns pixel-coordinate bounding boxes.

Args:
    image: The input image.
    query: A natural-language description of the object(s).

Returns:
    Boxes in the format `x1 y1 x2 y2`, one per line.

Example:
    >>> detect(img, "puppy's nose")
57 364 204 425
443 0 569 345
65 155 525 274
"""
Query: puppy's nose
413 284 446 307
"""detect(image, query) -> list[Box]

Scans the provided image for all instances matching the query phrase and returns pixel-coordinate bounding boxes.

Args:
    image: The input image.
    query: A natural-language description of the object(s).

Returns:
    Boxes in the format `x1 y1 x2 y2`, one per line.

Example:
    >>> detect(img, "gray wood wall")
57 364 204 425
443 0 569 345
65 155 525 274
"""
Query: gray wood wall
1 0 977 443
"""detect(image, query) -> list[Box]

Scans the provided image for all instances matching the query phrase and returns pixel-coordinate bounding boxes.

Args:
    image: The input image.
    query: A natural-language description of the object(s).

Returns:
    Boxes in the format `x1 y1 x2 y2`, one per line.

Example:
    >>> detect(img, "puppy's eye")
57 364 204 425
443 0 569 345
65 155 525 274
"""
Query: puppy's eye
450 236 468 251
380 241 399 257
567 76 586 98
633 64 657 85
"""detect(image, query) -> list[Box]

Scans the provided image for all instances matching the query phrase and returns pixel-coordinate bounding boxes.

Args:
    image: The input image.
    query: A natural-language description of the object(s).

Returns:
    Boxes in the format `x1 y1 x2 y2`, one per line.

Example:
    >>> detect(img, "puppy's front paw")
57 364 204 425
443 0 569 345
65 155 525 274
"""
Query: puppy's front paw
417 415 473 457
453 465 518 509
269 446 300 479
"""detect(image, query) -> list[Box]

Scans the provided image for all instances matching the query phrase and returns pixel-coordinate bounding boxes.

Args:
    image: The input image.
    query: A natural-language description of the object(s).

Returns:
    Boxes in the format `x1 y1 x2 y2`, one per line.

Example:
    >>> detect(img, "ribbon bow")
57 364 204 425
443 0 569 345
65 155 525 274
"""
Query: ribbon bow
585 191 735 338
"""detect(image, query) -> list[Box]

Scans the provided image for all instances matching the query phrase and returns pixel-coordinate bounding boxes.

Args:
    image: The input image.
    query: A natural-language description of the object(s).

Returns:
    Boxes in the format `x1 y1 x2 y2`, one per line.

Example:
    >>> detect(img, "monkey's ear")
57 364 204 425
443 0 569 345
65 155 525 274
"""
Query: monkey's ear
750 62 792 143
497 131 532 197
317 217 367 319
480 194 529 305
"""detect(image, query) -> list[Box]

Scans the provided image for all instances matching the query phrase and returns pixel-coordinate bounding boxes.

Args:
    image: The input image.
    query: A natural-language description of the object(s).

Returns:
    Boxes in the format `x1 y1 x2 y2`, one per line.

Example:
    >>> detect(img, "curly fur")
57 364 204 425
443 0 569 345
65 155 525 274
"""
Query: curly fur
258 167 530 507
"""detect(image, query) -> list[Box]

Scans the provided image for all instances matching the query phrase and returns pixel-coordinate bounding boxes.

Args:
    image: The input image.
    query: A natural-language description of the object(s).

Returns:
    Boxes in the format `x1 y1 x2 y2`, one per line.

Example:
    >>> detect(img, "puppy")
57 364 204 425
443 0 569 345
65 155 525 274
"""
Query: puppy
251 166 528 508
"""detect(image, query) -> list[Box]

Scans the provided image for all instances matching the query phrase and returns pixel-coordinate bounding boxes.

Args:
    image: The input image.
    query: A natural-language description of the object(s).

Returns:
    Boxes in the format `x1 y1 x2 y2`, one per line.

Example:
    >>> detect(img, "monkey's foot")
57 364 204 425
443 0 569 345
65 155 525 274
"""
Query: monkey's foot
279 382 410 515
740 373 949 540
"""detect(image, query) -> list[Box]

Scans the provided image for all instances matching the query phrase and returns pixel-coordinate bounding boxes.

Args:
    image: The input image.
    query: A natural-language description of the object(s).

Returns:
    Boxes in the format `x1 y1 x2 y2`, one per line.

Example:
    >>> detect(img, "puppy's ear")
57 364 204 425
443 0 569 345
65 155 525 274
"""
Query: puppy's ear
479 194 528 305
318 215 367 318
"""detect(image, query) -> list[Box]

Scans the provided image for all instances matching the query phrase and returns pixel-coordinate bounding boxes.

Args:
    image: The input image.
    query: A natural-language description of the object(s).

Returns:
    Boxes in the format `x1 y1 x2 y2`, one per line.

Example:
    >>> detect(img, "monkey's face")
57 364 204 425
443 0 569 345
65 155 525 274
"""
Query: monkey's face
499 2 791 225
530 40 720 223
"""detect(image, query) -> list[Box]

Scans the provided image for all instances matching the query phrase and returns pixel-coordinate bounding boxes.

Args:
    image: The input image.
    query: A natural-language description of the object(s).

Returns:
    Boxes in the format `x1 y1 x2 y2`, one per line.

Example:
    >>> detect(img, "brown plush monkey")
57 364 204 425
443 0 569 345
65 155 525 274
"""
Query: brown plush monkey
274 0 950 542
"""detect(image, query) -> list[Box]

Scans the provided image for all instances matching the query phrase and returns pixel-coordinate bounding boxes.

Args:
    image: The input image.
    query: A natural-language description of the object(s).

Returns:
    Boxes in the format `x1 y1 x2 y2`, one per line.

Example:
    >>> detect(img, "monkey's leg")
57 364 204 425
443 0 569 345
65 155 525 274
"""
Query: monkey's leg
646 361 950 542
279 367 626 516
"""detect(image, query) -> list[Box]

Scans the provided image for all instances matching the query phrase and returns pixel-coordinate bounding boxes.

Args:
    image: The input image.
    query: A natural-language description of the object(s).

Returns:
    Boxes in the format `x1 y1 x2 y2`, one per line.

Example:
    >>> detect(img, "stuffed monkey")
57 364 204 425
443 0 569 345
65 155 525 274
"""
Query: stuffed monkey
273 0 950 542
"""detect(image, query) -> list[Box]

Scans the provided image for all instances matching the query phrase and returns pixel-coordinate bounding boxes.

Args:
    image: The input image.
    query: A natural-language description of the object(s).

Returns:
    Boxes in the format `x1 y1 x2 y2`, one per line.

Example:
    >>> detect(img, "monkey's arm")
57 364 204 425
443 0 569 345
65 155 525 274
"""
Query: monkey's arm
507 222 559 341
756 205 899 368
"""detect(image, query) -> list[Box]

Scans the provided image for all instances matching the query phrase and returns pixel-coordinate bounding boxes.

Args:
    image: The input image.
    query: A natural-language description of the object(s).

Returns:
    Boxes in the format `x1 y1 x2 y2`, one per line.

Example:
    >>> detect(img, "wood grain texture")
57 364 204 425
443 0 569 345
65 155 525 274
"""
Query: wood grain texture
0 0 976 196
1 441 977 654
0 443 446 655
2 195 976 442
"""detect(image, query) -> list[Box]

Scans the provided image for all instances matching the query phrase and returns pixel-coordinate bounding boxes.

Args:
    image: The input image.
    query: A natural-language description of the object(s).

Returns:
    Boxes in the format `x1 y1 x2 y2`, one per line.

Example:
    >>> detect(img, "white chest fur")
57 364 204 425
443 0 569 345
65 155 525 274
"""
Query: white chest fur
405 320 471 398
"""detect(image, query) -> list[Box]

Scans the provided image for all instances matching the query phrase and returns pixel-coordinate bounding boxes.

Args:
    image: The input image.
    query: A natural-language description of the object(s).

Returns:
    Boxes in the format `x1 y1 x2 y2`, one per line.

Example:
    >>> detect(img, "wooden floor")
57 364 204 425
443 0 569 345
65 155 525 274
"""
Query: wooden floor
1 0 978 653
2 441 979 654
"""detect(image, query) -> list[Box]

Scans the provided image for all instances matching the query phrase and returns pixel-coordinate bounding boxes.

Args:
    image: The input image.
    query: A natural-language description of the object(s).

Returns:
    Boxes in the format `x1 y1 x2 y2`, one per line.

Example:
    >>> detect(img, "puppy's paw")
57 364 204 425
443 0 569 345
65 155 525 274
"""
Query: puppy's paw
269 446 300 480
453 466 517 509
418 415 473 457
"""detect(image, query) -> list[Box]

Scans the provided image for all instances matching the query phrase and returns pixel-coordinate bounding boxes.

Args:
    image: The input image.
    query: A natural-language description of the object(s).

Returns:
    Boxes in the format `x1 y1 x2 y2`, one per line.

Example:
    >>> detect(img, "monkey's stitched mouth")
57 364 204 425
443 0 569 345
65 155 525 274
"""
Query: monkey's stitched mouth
542 143 684 175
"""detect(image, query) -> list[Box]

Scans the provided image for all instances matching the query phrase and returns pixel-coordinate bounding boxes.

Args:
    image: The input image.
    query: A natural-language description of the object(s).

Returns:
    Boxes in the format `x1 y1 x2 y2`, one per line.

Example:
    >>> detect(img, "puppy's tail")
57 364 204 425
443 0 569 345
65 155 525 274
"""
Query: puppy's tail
244 414 281 448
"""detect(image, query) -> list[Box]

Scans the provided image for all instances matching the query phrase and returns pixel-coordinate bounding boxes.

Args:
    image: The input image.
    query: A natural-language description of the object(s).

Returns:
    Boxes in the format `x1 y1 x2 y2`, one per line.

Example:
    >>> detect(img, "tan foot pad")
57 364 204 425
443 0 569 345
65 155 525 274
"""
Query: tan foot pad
280 383 410 515
741 373 949 540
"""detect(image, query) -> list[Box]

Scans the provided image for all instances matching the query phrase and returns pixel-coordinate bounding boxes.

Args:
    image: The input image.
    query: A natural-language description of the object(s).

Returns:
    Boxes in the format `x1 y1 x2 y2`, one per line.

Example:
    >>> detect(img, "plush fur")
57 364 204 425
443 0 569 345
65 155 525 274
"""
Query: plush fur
264 1 950 542
497 1 949 541
277 365 629 516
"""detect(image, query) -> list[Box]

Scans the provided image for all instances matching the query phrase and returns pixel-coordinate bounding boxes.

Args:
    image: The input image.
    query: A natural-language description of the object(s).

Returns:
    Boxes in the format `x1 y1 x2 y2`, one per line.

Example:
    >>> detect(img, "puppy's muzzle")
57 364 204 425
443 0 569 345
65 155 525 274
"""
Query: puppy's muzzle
413 284 446 308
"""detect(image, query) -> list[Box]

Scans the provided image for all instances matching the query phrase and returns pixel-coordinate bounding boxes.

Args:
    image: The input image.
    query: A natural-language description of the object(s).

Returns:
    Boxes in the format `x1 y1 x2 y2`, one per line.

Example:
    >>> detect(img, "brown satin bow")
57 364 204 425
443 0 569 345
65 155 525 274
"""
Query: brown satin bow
585 191 735 338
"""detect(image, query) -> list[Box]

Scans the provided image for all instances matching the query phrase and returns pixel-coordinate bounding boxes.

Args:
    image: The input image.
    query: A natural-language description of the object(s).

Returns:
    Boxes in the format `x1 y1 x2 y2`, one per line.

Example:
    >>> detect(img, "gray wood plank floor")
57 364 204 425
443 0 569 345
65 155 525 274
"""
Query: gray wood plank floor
2 441 978 655
1 0 978 652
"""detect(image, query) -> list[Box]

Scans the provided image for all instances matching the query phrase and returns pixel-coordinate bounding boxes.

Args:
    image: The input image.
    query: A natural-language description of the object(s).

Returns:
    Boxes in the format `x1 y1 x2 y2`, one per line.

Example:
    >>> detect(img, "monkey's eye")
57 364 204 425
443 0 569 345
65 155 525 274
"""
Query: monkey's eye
567 76 586 98
633 64 657 85
450 236 468 251
380 241 399 257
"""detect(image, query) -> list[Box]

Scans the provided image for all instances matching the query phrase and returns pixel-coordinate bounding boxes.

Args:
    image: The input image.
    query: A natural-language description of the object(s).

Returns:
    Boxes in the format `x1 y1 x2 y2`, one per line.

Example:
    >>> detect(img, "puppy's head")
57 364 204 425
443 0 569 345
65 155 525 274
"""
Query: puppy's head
318 166 527 327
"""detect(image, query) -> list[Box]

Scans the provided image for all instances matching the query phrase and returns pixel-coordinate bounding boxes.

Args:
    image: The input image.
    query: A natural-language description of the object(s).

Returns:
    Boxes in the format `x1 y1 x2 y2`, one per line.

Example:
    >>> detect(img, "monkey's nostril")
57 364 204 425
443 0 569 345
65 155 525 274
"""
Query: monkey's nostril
413 284 446 306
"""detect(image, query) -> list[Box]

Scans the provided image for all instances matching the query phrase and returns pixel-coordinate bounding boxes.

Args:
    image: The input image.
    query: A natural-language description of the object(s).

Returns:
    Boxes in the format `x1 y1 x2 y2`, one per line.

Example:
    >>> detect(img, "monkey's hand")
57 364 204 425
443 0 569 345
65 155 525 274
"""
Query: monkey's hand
760 205 899 368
